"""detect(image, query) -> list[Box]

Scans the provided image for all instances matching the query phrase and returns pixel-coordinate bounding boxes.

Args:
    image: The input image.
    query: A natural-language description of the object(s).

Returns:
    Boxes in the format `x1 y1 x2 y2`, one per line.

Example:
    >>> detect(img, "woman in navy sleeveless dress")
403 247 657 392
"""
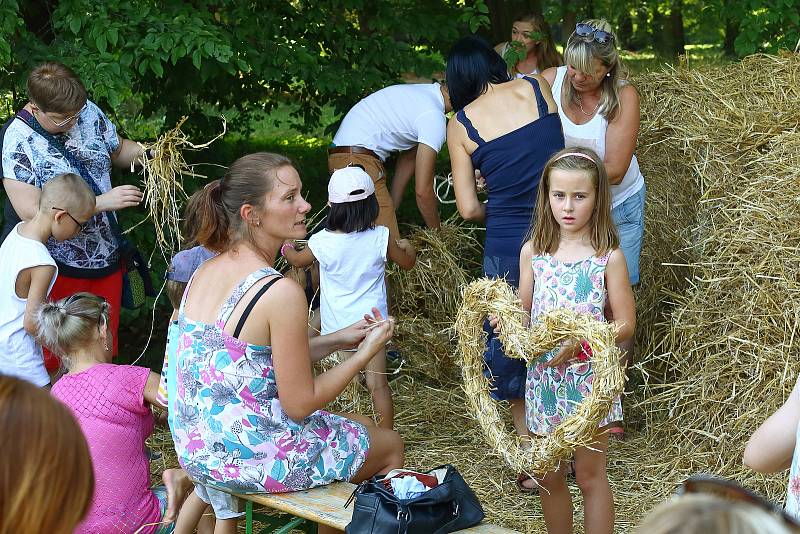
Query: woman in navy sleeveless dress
446 36 565 440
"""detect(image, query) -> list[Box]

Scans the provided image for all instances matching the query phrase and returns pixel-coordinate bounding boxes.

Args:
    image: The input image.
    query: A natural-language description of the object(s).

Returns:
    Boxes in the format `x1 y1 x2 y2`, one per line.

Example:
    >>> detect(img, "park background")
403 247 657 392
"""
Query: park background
1 1 799 532
0 0 796 362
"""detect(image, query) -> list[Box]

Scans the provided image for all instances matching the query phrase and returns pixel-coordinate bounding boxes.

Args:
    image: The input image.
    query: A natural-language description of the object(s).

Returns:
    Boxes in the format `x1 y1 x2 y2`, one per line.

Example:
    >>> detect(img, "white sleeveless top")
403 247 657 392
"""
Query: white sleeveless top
551 66 645 208
0 223 57 386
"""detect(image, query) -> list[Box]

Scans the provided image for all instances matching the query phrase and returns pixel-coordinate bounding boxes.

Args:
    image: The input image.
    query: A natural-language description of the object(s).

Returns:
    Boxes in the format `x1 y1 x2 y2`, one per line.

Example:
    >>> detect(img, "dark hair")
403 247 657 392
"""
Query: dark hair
192 152 294 252
446 35 512 112
27 62 87 114
326 193 379 233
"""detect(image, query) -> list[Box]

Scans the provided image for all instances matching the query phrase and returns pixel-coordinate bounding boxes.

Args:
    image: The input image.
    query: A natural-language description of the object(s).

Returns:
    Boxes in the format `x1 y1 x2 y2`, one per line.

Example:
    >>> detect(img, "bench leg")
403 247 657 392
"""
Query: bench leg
246 500 254 534
244 501 318 534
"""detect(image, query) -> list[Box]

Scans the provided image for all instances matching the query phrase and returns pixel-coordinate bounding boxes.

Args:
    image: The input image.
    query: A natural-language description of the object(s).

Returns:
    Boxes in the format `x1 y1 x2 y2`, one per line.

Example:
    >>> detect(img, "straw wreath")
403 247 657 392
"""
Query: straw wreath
455 277 626 476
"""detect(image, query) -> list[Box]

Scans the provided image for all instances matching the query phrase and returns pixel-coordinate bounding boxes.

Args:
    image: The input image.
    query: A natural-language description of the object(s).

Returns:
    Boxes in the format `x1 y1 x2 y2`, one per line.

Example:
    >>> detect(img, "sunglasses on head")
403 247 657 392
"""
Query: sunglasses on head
575 23 614 44
679 474 800 530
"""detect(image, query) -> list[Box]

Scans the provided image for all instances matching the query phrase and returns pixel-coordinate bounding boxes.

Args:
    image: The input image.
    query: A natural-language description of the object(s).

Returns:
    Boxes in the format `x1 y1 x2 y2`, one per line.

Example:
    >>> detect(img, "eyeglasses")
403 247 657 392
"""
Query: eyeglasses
52 207 89 233
35 102 87 128
575 23 614 44
679 474 800 530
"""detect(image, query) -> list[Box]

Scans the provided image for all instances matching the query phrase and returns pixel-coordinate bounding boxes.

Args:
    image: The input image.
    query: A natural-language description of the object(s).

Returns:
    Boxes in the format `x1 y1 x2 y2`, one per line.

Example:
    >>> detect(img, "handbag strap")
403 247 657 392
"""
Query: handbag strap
16 109 126 243
396 504 410 534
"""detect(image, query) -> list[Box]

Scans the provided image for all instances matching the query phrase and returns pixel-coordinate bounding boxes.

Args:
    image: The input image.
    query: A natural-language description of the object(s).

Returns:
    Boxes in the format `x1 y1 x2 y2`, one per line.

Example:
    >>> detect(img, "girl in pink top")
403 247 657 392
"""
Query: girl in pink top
42 293 195 534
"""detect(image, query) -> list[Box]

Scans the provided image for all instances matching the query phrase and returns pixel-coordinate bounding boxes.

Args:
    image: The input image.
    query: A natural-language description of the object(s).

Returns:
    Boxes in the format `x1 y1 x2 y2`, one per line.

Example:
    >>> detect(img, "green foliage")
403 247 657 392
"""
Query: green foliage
0 0 477 133
537 0 798 58
460 0 491 33
729 0 800 55
502 40 527 69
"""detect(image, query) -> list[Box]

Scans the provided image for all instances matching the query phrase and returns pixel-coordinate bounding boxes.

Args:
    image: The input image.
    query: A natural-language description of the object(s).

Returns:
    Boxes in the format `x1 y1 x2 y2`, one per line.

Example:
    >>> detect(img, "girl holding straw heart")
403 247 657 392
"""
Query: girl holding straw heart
496 147 635 532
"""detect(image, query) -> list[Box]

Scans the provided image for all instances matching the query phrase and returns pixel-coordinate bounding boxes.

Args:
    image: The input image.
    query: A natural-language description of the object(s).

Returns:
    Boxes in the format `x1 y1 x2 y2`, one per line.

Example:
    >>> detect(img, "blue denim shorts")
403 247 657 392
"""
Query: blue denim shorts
611 185 646 285
482 254 526 401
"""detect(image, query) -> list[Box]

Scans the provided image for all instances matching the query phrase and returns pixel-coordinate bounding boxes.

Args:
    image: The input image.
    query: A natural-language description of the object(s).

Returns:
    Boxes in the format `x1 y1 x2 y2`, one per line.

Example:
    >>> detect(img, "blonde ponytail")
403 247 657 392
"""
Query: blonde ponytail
36 293 109 369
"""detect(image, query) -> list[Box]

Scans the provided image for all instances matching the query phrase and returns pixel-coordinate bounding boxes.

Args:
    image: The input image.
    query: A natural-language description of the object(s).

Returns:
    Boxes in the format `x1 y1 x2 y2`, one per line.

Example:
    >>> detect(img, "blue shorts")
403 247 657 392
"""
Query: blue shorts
482 254 526 401
611 185 645 285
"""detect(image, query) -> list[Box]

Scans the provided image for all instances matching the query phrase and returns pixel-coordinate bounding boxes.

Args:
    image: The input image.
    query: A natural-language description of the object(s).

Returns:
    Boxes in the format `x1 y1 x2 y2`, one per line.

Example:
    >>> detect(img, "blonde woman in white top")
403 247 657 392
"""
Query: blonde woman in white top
542 19 644 285
542 20 644 436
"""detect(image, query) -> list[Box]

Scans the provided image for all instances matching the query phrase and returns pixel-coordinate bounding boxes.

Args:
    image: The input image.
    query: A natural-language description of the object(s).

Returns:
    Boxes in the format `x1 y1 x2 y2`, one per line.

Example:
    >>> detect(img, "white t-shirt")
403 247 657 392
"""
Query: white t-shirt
0 223 57 386
308 226 390 335
332 83 447 161
551 66 645 208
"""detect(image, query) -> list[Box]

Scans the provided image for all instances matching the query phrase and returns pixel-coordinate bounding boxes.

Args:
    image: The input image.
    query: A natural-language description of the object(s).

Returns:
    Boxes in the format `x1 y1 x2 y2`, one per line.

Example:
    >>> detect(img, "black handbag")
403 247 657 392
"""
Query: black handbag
345 465 485 534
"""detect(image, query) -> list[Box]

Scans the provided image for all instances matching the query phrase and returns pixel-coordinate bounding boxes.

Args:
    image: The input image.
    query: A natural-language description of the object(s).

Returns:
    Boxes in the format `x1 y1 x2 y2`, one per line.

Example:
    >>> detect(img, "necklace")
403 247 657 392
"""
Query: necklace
575 95 600 117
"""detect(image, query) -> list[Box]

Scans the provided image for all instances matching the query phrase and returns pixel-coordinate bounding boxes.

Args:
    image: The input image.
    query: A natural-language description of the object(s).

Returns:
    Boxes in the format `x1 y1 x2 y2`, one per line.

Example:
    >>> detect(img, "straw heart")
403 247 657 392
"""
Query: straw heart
455 277 626 477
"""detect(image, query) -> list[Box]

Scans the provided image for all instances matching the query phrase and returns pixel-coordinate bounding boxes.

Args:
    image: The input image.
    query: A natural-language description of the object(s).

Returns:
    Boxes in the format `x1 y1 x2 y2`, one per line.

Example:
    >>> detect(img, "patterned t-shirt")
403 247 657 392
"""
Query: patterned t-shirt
2 101 120 270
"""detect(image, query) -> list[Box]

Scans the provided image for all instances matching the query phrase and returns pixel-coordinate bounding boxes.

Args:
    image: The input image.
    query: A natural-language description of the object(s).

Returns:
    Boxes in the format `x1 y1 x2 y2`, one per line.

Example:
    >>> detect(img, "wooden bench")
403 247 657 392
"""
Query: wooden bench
227 481 520 534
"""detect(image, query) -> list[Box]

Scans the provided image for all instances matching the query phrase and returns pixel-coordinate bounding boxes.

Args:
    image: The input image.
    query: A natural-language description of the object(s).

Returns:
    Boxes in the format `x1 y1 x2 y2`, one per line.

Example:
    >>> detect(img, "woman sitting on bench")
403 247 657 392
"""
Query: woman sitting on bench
169 152 404 534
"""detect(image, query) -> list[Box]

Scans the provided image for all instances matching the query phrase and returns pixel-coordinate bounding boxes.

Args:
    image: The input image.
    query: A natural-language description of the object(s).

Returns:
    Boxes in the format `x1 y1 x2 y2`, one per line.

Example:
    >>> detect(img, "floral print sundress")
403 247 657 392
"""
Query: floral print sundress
170 267 371 493
525 252 623 435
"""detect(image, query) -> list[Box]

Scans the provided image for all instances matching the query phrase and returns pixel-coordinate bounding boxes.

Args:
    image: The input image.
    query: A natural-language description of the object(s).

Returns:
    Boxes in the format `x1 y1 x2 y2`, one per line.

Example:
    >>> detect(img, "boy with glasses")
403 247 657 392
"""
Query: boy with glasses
0 173 95 386
1 61 151 370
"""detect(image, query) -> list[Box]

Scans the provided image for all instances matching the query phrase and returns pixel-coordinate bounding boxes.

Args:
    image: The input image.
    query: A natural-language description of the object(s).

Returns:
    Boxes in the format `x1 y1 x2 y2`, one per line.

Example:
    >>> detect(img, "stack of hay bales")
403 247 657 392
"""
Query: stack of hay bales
629 53 800 504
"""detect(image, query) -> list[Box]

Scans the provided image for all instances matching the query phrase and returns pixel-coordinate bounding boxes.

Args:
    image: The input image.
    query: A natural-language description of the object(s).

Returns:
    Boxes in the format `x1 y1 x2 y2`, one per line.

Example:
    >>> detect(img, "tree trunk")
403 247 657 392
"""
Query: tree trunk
617 9 634 50
561 0 577 44
722 1 740 57
669 0 686 56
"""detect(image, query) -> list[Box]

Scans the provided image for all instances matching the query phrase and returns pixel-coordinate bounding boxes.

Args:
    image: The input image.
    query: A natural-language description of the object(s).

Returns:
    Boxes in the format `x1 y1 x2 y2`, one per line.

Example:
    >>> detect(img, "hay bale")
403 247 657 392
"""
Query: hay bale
388 218 482 322
629 53 800 508
387 218 482 382
393 314 459 383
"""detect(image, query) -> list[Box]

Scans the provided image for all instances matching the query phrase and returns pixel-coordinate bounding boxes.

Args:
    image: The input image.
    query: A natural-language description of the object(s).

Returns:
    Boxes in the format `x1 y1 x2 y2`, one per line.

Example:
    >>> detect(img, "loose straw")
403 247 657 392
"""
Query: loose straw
127 116 227 259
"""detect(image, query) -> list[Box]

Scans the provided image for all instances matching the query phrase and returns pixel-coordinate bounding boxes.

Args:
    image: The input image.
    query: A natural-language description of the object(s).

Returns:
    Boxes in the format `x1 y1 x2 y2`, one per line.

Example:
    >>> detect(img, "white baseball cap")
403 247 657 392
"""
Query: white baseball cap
328 166 375 204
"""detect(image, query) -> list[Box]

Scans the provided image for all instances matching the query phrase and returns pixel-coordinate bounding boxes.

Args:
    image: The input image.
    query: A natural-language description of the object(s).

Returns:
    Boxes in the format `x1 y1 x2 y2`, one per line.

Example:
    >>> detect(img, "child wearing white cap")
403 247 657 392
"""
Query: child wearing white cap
283 166 416 429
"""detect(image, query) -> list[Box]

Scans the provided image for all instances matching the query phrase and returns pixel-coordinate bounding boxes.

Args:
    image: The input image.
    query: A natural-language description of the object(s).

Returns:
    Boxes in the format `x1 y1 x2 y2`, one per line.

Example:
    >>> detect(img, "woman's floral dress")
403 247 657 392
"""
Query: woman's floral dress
525 252 623 435
169 267 371 493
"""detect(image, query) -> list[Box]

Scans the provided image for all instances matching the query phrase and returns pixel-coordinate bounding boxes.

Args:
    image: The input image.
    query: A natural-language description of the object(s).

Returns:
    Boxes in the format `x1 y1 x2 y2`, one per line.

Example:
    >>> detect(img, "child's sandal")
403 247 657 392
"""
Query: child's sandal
515 473 539 494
